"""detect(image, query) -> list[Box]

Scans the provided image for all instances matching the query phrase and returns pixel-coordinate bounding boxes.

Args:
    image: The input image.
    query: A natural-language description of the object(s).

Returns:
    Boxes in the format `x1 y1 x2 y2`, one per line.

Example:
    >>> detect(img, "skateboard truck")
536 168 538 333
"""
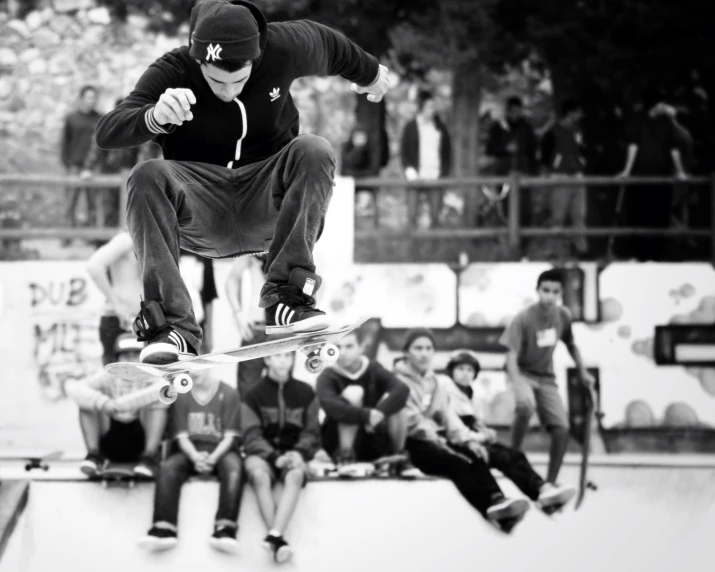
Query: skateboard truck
299 342 339 374
157 374 193 405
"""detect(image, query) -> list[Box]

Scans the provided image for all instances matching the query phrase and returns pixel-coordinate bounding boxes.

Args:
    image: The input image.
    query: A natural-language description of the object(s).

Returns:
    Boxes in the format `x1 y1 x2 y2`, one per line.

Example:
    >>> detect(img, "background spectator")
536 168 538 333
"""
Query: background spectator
540 99 588 257
400 90 452 229
617 88 690 260
61 85 102 232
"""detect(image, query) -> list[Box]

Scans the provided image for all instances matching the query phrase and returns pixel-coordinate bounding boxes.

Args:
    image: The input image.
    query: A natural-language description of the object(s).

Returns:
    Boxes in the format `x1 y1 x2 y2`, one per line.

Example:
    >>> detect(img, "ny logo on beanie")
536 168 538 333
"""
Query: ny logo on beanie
206 43 222 62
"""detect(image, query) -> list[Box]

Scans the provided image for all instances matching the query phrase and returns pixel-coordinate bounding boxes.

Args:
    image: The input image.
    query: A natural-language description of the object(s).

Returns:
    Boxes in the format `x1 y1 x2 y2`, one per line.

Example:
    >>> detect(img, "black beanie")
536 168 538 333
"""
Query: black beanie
190 1 261 63
402 328 436 352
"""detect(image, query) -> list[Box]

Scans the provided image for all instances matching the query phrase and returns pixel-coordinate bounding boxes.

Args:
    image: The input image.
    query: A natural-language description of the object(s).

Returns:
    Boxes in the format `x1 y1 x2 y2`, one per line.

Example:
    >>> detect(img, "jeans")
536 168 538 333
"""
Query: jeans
152 450 244 527
126 134 336 351
406 438 502 516
99 315 128 366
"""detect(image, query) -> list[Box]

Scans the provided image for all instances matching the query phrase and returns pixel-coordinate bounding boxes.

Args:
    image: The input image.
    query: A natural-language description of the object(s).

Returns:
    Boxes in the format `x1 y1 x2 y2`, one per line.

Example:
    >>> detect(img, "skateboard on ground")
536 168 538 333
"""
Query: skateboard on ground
0 450 63 471
98 463 139 489
105 318 369 405
335 453 414 479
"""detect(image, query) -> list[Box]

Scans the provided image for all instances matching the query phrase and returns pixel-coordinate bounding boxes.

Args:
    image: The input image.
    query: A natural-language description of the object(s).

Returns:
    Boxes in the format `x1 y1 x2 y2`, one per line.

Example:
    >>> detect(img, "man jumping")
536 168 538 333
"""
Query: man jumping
95 0 388 364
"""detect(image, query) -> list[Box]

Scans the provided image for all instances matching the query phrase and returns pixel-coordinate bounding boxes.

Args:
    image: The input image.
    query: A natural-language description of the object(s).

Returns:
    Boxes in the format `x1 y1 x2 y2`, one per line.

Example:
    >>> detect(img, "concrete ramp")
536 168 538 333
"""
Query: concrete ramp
2 462 715 572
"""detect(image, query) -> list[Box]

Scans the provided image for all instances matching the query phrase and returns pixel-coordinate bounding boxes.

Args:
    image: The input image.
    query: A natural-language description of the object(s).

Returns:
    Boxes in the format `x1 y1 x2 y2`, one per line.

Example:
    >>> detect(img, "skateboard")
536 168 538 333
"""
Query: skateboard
0 450 63 471
335 453 413 479
98 463 139 489
106 318 369 405
575 385 597 510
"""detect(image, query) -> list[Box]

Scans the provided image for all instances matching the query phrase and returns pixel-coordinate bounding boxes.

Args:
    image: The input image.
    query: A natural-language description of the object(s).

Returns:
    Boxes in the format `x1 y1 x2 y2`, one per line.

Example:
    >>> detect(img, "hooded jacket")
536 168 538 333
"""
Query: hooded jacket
95 0 379 169
316 357 409 425
393 361 476 447
241 374 320 463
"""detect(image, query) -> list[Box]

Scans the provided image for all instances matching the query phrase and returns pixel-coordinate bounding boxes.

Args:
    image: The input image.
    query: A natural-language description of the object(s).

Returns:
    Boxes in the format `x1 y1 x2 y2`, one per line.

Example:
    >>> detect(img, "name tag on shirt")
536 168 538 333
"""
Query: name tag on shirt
536 328 558 348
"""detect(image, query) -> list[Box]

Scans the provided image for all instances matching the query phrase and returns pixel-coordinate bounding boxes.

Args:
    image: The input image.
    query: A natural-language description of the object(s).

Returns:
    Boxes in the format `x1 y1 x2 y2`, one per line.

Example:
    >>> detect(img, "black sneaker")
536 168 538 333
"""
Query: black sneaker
140 328 197 365
137 526 178 552
208 525 239 554
263 534 293 563
80 452 106 477
265 268 330 335
133 454 158 479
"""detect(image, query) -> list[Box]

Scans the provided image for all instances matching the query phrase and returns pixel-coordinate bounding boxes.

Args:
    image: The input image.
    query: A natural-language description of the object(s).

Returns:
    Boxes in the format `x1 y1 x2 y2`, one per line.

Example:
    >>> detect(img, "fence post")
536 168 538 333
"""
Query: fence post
711 175 715 268
508 173 521 258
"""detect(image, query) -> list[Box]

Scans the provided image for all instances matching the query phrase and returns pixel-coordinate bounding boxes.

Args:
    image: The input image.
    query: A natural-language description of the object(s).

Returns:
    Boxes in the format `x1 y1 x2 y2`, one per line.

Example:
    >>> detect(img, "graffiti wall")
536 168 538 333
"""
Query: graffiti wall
1 258 713 454
0 262 105 452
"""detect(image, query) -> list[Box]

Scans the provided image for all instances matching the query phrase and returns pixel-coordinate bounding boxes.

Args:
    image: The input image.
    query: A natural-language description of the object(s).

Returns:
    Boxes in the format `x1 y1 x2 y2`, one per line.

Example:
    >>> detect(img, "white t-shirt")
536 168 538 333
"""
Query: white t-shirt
417 118 442 180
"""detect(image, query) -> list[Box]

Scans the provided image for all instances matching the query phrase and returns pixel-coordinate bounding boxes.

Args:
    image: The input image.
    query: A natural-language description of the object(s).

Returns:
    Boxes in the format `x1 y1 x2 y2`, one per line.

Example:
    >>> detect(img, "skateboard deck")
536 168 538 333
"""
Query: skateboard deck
0 450 62 471
105 318 369 404
98 463 138 488
575 386 596 510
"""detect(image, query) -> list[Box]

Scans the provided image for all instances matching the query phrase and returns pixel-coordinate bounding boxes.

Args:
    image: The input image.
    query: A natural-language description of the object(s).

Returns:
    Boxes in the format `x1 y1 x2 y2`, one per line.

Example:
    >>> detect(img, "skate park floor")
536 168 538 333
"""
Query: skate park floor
1 454 714 572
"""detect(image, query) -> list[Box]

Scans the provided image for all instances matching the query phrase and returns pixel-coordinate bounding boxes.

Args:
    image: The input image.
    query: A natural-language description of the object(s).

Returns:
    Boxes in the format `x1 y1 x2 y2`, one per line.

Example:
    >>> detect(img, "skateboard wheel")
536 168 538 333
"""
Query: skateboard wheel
319 344 339 364
305 356 324 374
158 383 178 405
172 374 193 394
24 464 31 472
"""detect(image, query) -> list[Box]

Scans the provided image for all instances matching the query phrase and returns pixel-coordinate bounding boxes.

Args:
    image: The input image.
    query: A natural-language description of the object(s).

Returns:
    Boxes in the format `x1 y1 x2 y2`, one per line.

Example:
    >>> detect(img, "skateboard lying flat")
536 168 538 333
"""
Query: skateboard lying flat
105 317 369 405
311 453 416 479
0 450 63 471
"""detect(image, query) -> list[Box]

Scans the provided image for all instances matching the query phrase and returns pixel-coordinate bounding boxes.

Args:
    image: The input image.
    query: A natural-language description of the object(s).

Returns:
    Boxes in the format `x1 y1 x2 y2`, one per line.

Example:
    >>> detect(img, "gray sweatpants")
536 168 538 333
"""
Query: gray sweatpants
126 134 336 352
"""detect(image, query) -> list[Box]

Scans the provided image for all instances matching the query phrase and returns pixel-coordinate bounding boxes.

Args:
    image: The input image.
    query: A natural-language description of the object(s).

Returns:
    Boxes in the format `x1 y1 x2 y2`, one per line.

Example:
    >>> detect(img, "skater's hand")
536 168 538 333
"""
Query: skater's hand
466 441 489 463
366 409 385 431
153 88 196 127
351 64 389 103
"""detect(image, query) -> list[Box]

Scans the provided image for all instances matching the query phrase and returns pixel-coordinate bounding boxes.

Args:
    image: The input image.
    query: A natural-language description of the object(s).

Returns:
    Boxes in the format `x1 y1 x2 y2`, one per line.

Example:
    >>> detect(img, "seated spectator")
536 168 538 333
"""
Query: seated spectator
394 328 530 530
316 329 415 475
64 334 167 477
86 230 142 365
242 352 320 563
138 368 243 553
444 351 575 511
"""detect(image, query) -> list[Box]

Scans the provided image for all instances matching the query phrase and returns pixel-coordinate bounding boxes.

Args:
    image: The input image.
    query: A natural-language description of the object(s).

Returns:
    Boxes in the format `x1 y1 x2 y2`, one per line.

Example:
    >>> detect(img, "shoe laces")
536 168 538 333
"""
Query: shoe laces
276 284 315 311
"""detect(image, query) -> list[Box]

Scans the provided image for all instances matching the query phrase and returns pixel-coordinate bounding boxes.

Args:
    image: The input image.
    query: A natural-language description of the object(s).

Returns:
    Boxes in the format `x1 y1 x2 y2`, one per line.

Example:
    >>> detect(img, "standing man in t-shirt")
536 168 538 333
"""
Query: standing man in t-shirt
139 369 243 553
500 269 594 485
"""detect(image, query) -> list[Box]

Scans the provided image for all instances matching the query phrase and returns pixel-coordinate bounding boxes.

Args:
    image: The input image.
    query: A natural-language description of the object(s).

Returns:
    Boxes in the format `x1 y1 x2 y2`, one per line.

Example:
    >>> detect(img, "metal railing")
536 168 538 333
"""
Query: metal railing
1 173 713 262
353 174 715 263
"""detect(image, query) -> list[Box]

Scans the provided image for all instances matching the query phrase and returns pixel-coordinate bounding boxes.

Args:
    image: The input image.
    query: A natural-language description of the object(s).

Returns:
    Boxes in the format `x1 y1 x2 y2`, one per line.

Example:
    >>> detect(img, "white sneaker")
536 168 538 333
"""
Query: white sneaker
486 497 530 521
208 526 239 554
538 483 576 508
137 527 178 552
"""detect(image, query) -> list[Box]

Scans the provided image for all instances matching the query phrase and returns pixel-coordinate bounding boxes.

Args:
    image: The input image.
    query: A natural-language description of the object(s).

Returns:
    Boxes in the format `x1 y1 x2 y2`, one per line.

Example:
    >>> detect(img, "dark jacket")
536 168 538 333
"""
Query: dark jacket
95 0 379 169
241 375 320 463
400 117 452 177
485 118 538 175
61 110 102 169
316 357 409 425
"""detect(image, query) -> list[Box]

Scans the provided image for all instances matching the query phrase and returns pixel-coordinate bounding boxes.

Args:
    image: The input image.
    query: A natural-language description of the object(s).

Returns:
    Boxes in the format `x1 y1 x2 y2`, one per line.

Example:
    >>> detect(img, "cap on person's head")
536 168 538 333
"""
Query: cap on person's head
189 0 261 63
446 351 481 380
114 333 146 355
402 327 436 352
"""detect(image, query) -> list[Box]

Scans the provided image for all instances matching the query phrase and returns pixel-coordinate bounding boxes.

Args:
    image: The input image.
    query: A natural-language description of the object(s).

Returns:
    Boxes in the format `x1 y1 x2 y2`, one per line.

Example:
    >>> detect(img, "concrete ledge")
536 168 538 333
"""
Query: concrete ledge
0 481 29 561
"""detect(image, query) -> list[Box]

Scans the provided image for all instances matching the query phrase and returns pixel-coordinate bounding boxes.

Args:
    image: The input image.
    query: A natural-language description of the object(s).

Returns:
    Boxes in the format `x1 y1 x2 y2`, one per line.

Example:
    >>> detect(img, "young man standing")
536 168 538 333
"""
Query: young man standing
242 352 320 563
316 330 412 472
395 328 531 529
64 334 167 477
95 0 389 364
139 368 243 552
445 351 576 511
501 269 595 485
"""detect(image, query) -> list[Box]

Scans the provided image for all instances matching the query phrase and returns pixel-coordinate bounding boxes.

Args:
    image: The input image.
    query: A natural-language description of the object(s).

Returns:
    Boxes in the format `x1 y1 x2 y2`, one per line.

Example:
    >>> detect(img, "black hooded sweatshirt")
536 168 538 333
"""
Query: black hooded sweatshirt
95 0 379 169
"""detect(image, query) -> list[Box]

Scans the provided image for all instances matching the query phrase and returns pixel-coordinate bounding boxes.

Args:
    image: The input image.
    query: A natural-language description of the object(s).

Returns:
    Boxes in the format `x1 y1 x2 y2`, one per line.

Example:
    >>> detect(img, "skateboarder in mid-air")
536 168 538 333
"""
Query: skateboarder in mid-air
95 0 389 365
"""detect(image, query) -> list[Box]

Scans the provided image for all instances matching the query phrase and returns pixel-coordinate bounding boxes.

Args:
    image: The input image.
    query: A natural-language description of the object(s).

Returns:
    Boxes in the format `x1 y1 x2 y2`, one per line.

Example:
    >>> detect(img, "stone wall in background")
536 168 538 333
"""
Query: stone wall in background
0 4 357 174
